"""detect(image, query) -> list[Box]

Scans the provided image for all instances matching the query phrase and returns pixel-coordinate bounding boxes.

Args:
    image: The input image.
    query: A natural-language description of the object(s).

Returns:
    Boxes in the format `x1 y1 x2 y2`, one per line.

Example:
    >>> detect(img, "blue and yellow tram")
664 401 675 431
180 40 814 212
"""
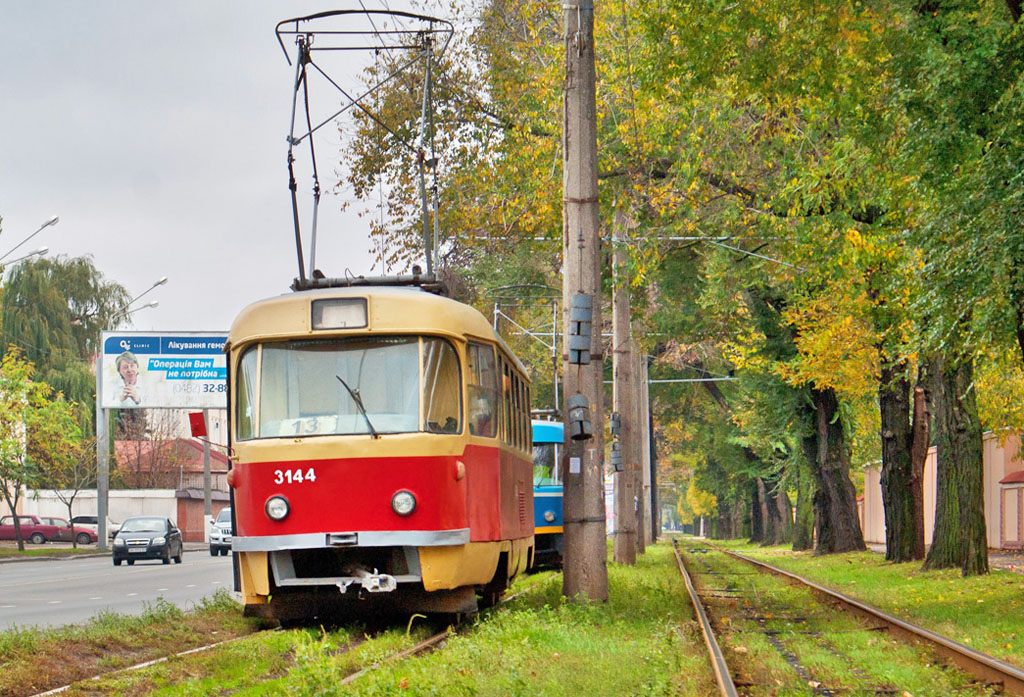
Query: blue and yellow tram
530 419 564 570
226 286 534 620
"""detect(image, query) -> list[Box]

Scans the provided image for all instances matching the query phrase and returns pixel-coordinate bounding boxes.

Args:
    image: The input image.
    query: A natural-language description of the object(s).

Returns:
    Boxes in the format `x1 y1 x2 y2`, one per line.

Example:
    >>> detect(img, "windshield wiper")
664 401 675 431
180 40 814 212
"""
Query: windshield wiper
336 375 380 439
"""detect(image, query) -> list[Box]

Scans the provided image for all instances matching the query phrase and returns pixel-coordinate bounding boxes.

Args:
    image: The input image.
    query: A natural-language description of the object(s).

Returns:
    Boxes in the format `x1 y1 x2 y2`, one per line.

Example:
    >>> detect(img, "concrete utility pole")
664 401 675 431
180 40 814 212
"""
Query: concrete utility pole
645 356 659 543
202 409 212 539
638 352 652 549
633 350 646 554
95 355 110 551
561 0 608 602
612 213 637 564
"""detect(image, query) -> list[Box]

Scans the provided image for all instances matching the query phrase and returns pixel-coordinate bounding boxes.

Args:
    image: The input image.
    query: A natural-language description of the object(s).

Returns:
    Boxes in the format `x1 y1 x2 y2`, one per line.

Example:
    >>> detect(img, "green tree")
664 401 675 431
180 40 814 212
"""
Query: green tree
0 350 80 550
0 255 130 429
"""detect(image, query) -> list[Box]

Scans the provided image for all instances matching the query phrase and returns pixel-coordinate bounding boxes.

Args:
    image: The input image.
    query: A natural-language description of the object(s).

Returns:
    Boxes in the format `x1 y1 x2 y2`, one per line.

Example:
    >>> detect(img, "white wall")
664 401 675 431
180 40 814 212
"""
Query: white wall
21 489 178 524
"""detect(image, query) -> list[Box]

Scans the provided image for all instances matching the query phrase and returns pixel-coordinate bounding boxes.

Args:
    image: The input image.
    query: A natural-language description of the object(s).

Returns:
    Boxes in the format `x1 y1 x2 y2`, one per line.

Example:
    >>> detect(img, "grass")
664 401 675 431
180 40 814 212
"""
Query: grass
57 543 716 696
679 539 994 696
0 590 267 697
714 538 1024 667
0 546 101 558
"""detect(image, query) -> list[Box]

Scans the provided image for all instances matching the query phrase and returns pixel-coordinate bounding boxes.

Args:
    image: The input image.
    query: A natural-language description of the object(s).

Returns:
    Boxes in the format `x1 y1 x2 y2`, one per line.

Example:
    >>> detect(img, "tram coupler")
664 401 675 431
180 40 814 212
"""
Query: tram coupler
336 566 398 593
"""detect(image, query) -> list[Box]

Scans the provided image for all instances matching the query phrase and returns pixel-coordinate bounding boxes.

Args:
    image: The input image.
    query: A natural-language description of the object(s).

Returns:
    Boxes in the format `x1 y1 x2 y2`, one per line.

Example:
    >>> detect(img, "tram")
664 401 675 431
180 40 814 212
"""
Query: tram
530 419 564 570
226 285 535 620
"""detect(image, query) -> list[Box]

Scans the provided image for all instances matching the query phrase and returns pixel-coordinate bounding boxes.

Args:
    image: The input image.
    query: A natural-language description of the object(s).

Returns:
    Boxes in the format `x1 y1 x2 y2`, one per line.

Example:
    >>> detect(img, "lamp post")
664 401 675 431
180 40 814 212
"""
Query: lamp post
114 278 168 327
0 215 59 264
1 247 48 266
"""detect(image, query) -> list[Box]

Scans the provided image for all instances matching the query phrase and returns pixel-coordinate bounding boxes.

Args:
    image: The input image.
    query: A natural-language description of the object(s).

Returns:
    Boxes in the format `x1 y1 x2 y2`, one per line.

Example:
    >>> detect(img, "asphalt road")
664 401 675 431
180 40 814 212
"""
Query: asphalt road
0 548 235 631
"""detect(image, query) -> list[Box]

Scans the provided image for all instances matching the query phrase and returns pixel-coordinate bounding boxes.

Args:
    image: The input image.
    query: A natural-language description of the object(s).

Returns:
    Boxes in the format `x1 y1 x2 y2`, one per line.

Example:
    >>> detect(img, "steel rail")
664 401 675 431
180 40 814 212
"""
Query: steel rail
671 541 739 697
718 546 1024 696
338 627 451 686
29 582 536 695
29 628 281 697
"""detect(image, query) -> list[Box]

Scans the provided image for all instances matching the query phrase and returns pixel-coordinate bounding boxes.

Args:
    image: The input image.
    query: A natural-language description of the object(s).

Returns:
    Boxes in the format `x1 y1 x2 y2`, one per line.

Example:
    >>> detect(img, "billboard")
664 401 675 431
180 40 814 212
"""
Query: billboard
100 332 228 410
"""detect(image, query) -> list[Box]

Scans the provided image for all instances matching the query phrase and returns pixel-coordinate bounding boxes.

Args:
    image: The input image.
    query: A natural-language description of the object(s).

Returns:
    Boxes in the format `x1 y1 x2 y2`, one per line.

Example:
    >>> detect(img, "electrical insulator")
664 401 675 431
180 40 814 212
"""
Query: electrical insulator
610 442 623 471
568 293 593 365
567 393 593 441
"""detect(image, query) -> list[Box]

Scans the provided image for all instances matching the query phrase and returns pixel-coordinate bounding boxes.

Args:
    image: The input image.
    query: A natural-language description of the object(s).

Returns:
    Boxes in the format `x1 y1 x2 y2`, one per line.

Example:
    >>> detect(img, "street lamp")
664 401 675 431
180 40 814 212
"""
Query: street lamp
0 215 59 264
2 247 48 266
113 278 168 326
127 300 159 315
128 276 168 307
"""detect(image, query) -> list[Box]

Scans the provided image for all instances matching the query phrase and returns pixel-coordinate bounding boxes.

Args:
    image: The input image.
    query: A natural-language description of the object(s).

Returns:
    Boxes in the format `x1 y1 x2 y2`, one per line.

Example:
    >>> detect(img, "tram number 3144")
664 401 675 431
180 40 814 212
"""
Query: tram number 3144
273 468 317 484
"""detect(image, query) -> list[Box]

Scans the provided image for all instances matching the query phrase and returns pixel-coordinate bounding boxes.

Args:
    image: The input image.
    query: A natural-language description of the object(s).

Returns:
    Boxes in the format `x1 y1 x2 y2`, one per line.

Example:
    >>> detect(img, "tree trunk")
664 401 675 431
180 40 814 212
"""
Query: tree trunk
773 485 793 545
1 488 25 551
806 387 866 554
761 472 789 545
923 357 988 575
716 495 732 539
749 478 765 544
733 495 747 539
910 377 931 560
878 361 918 562
793 454 814 551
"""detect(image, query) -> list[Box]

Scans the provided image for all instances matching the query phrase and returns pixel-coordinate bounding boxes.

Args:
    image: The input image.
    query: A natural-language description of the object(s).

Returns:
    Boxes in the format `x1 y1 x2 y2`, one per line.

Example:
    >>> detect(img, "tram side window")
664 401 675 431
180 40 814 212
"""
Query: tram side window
467 342 497 437
236 347 258 440
423 338 462 434
511 373 522 450
503 362 513 445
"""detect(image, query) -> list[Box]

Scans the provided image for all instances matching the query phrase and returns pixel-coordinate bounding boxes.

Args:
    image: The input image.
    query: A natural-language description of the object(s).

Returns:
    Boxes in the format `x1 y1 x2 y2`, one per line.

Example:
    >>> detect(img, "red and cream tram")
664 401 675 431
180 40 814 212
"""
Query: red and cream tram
226 285 534 620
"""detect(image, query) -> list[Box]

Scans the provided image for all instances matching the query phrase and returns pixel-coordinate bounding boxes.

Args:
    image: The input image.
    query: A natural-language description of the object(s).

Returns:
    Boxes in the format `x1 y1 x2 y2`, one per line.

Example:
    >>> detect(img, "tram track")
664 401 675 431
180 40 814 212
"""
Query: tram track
718 545 1024 696
674 539 1014 696
28 587 531 696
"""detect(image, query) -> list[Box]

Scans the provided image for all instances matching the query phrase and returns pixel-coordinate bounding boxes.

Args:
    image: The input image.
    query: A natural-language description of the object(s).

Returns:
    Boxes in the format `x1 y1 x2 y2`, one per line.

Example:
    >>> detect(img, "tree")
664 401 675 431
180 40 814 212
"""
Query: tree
0 350 78 550
116 409 190 489
35 424 96 549
0 255 131 429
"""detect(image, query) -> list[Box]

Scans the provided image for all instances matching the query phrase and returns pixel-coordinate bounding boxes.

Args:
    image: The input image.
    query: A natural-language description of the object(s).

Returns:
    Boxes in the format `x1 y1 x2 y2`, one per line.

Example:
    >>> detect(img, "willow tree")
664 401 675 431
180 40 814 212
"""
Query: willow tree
0 255 130 427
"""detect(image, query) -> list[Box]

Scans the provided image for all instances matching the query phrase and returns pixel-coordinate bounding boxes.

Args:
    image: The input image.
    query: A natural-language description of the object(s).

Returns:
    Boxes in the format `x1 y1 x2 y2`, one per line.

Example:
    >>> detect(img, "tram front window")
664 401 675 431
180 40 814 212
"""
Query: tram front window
238 336 461 439
533 442 560 486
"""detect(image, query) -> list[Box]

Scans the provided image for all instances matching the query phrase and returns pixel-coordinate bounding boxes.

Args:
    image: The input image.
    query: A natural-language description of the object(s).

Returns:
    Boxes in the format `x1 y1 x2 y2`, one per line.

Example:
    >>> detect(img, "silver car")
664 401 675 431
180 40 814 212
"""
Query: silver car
209 507 232 556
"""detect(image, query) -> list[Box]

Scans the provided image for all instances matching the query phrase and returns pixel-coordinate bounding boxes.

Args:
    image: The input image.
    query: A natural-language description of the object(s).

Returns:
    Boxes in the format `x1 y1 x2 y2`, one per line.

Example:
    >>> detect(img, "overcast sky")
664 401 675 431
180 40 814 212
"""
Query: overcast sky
0 1 435 333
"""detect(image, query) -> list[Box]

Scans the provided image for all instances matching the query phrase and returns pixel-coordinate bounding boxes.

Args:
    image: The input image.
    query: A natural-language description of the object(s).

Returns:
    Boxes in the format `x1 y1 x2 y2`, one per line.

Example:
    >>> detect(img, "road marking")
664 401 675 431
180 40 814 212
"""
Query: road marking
0 605 15 608
186 584 196 588
126 592 138 597
157 588 168 592
47 600 61 604
211 580 222 584
90 597 102 600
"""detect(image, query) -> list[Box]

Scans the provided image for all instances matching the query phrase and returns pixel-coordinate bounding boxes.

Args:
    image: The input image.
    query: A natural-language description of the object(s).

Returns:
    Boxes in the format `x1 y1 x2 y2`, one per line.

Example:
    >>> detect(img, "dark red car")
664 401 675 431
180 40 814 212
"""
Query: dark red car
38 516 98 545
0 515 62 544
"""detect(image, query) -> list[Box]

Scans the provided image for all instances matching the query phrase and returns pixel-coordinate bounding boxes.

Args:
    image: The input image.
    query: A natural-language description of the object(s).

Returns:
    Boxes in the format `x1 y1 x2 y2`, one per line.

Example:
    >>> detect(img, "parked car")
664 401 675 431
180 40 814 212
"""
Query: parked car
39 516 98 545
209 507 232 556
70 515 120 540
0 515 61 544
112 516 183 566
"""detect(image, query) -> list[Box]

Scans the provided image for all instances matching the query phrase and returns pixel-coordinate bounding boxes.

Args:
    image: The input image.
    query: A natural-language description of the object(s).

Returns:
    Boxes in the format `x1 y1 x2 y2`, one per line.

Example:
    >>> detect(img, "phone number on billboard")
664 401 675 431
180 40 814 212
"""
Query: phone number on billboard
172 383 227 394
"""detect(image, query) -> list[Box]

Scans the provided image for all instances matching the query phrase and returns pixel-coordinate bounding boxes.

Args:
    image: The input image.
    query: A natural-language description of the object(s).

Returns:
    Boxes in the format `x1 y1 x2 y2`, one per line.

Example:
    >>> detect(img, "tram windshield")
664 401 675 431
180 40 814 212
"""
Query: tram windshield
533 442 561 486
235 335 462 440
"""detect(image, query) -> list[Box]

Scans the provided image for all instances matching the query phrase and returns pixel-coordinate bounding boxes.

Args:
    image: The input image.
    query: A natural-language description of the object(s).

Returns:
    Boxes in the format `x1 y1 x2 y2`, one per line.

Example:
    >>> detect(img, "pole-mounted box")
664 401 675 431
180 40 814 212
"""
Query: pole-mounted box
568 293 593 365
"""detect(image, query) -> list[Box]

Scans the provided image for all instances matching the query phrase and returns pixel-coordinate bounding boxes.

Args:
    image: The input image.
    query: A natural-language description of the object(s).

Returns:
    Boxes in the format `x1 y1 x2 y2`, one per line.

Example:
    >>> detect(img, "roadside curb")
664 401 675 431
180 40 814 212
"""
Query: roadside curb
0 551 110 564
0 543 211 564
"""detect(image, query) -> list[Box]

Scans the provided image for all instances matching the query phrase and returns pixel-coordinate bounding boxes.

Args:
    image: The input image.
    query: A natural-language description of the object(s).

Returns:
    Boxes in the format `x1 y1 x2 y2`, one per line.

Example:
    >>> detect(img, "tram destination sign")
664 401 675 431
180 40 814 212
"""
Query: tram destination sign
99 331 228 410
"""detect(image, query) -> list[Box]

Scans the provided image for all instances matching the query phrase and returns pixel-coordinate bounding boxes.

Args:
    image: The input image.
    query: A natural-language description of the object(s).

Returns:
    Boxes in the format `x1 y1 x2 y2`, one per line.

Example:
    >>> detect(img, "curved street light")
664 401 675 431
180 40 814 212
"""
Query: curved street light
112 278 168 327
0 215 59 264
128 276 168 307
2 247 49 266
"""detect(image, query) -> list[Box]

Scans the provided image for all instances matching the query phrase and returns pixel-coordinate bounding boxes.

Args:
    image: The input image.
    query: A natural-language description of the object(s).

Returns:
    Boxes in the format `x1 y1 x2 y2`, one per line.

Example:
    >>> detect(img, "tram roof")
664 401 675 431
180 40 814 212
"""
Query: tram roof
227 286 528 374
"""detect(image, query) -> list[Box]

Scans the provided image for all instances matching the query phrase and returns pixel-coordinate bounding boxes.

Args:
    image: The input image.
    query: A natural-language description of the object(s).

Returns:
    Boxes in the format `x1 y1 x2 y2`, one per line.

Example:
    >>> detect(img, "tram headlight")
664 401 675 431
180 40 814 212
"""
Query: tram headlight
544 510 556 523
265 495 290 521
391 490 417 516
312 298 367 330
